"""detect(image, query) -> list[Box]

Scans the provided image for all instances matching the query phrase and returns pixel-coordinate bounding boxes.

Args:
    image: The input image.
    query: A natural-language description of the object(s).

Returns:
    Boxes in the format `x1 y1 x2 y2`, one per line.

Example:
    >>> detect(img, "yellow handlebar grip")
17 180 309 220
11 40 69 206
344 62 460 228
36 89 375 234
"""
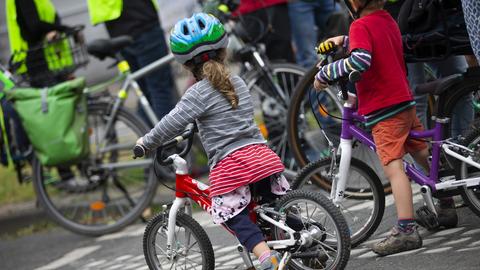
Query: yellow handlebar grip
315 41 335 55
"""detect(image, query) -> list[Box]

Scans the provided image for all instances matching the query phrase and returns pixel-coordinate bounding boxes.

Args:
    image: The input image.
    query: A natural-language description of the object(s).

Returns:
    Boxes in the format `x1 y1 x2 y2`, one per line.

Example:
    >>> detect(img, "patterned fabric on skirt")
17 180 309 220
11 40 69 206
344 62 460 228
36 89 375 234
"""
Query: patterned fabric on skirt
209 144 289 224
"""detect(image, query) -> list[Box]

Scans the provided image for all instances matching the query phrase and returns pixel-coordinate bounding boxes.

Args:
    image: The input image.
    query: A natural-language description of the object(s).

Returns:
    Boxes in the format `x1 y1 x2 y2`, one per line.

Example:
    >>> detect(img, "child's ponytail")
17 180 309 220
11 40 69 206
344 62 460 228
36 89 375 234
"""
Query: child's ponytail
186 49 239 109
202 58 238 109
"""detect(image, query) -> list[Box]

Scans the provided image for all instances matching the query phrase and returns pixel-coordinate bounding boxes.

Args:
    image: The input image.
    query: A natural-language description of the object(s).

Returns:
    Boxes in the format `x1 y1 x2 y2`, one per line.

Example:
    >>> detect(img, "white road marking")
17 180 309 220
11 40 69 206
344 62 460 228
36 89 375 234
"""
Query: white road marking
462 228 480 236
351 248 370 256
423 247 452 254
422 237 445 246
457 246 480 253
95 225 144 242
468 240 480 247
357 251 377 259
35 245 101 270
114 254 133 261
387 248 426 257
432 227 465 236
442 237 471 246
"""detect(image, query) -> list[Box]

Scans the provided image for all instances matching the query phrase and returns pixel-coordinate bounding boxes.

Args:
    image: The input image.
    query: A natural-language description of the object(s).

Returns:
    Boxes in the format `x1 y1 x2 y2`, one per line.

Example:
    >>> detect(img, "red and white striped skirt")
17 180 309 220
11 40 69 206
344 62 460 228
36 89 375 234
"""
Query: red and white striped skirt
209 144 285 197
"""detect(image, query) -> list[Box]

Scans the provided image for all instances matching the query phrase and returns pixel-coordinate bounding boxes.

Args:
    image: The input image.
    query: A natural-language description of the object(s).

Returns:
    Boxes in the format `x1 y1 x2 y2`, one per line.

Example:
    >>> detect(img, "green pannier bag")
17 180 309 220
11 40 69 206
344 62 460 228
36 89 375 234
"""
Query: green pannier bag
7 78 89 166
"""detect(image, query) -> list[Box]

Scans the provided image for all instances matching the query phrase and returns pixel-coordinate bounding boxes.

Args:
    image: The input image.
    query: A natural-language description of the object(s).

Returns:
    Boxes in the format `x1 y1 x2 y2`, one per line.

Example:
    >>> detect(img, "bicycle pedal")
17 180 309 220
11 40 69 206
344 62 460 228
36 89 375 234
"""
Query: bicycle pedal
416 206 439 231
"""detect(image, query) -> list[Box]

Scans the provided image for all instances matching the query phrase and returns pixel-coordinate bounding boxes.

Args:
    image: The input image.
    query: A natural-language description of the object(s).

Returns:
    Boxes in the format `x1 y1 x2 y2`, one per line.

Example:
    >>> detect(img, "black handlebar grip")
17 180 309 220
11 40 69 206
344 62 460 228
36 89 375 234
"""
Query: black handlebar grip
133 144 146 159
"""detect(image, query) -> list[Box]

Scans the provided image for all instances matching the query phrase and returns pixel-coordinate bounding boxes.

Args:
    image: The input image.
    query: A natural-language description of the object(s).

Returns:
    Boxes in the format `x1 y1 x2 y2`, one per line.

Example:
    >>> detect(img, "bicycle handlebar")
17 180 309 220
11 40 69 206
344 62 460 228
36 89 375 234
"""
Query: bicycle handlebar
318 44 362 101
132 123 196 166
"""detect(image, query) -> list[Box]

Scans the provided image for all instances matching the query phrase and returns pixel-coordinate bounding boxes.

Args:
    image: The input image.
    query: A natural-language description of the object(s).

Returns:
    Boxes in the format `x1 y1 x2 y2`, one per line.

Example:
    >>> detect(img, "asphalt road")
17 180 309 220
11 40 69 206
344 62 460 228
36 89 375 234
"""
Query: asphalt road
1 190 480 270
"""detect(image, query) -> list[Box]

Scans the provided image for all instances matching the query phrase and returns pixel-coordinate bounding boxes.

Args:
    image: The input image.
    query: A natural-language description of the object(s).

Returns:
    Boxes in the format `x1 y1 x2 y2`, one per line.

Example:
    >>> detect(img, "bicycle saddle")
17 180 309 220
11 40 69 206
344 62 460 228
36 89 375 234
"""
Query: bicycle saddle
415 74 463 96
87 36 134 60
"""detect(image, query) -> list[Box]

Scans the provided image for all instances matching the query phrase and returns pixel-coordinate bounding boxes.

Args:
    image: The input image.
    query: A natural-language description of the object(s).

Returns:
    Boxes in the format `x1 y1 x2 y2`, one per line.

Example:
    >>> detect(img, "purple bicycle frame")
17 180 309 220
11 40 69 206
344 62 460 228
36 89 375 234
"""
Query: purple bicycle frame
340 106 443 192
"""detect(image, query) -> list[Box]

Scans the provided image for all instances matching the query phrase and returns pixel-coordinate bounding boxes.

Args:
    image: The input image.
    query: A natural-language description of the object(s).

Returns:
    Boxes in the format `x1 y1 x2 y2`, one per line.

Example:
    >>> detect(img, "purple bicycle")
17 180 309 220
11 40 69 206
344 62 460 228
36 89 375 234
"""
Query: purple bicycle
293 52 480 247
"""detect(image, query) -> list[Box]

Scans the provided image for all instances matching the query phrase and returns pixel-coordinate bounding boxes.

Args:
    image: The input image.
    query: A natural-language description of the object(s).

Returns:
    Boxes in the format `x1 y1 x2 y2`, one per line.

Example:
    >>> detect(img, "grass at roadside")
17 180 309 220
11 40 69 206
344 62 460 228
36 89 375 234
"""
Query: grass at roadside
0 167 36 205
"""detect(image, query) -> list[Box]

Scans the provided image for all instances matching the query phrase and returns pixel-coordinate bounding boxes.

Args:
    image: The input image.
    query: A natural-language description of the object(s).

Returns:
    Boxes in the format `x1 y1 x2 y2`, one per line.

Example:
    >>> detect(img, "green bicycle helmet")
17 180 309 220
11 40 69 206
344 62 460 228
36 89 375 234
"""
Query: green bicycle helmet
170 13 228 64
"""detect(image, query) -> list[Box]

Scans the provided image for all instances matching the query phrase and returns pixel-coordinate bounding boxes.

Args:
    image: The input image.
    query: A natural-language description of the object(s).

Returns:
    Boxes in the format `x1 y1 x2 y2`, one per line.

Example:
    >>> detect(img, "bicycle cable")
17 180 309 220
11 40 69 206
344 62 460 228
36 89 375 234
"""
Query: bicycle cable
152 152 210 199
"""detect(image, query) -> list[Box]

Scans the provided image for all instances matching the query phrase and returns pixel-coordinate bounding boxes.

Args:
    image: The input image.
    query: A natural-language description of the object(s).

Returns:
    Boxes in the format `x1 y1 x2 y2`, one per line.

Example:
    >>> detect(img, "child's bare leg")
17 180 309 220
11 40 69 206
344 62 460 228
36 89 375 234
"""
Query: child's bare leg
252 242 270 258
373 158 422 256
384 159 414 219
411 147 430 173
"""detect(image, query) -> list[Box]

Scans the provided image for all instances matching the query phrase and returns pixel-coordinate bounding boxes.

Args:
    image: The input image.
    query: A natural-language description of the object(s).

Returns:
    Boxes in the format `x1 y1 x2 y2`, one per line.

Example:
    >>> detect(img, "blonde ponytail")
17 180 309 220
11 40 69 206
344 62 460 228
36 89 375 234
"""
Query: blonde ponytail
185 49 239 109
202 59 238 109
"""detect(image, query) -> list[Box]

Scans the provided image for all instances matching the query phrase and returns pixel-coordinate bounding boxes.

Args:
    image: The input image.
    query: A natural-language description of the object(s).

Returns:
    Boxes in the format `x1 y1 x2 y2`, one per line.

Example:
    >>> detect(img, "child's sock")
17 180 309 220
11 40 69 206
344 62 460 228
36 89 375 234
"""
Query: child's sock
397 218 416 233
258 250 271 264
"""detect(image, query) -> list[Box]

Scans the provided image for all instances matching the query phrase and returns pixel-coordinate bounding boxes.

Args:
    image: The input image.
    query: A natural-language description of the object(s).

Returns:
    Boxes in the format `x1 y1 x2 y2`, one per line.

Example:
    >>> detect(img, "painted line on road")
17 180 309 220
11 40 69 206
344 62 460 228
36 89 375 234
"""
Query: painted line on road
442 237 471 246
35 245 101 270
423 247 452 254
431 227 466 236
462 228 480 236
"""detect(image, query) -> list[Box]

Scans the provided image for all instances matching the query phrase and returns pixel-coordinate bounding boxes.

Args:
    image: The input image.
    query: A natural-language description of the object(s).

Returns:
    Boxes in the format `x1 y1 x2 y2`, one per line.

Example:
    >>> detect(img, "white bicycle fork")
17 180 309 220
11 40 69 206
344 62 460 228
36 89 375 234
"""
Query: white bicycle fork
331 138 353 205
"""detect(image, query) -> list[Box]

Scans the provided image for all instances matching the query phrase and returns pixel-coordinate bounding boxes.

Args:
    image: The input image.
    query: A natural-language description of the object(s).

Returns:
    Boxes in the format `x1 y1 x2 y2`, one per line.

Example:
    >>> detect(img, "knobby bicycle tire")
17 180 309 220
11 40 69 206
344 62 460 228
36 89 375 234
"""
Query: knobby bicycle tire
292 157 385 247
32 102 158 236
143 211 215 270
274 190 351 270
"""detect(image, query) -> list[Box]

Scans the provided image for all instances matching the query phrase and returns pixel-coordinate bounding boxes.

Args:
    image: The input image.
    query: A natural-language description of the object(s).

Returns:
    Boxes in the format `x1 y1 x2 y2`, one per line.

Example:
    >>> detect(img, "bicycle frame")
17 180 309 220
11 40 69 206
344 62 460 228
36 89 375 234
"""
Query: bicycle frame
333 92 480 213
164 154 302 267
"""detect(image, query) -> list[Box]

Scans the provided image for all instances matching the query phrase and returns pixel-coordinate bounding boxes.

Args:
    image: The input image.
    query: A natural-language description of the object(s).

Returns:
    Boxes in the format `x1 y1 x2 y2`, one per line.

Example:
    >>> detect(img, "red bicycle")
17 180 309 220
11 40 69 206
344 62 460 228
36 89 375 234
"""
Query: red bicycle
134 124 350 270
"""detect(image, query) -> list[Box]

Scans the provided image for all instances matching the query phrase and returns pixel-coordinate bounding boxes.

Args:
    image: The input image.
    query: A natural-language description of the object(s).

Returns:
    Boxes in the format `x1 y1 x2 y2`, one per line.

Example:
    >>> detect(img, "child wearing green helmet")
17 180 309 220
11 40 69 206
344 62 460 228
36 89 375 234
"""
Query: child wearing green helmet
137 13 289 270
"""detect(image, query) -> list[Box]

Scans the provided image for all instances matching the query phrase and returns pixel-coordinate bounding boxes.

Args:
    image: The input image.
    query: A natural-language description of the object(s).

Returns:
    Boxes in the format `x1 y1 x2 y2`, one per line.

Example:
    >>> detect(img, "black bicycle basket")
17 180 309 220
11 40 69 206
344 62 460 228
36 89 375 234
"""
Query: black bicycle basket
9 28 89 86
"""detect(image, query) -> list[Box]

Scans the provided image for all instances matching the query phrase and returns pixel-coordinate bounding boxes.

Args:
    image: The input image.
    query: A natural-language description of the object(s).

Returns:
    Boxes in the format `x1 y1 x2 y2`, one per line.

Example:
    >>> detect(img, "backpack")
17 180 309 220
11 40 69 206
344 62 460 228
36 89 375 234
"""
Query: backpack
398 0 473 61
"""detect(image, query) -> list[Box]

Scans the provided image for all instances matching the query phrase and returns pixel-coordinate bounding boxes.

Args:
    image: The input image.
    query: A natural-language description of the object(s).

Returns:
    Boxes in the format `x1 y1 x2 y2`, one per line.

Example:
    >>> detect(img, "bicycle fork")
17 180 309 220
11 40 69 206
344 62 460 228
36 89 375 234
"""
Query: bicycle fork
165 197 192 259
331 138 353 205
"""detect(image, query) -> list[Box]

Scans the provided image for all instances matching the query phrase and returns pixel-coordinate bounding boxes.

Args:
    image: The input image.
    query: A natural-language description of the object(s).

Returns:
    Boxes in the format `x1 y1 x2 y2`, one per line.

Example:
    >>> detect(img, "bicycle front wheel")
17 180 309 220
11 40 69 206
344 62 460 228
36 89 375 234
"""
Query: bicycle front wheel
244 63 306 171
273 190 351 270
32 102 158 236
287 66 389 191
143 211 215 270
292 157 385 247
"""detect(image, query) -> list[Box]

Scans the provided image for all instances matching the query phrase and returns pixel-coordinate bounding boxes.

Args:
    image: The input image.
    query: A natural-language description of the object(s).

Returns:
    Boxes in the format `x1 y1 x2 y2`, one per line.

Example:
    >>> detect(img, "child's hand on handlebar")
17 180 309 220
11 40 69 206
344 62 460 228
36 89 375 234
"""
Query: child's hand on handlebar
316 36 344 55
136 137 144 146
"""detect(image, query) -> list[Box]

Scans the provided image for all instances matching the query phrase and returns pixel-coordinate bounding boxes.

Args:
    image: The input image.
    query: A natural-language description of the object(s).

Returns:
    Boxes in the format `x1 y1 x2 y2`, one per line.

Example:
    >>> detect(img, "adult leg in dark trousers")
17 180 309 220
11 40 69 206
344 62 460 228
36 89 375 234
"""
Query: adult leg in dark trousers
121 25 176 126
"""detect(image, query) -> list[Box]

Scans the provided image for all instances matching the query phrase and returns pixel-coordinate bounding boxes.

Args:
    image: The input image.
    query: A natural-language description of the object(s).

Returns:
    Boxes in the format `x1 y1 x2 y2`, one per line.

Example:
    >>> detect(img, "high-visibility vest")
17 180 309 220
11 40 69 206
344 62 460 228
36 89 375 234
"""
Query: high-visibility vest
87 0 159 25
6 0 72 74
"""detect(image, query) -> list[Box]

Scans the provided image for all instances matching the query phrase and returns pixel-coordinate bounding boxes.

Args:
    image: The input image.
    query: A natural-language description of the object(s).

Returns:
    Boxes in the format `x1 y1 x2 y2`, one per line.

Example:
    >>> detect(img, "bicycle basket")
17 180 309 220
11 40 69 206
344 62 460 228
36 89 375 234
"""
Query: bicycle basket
10 29 89 86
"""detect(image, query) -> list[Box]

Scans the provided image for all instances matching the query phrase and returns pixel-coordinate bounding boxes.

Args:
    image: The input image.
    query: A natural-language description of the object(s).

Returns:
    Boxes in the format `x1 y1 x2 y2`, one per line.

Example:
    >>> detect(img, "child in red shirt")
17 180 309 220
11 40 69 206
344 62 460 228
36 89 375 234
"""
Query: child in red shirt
314 0 433 256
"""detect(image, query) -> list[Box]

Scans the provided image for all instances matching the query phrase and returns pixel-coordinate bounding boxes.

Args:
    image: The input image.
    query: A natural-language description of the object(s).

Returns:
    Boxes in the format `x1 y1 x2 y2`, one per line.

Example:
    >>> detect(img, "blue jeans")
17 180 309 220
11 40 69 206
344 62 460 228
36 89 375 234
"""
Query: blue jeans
121 25 175 126
288 0 341 68
408 56 473 138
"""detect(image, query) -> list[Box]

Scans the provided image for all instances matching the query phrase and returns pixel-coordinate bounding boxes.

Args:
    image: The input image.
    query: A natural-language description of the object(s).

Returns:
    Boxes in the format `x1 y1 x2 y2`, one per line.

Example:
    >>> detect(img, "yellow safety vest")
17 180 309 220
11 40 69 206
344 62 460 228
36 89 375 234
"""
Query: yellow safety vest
6 0 73 74
87 0 159 25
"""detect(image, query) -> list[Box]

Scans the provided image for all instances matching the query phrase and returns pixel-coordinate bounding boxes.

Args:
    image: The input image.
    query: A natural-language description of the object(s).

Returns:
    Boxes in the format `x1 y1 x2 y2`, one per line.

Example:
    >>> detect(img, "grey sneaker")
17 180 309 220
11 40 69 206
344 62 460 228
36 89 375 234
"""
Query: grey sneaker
372 226 422 256
259 250 281 270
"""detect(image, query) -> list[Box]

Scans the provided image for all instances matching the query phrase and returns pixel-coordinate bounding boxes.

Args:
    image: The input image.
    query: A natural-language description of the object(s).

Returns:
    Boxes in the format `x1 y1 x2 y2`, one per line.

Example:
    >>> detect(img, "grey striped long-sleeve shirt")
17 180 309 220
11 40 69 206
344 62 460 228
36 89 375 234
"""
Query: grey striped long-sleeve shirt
142 75 266 168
